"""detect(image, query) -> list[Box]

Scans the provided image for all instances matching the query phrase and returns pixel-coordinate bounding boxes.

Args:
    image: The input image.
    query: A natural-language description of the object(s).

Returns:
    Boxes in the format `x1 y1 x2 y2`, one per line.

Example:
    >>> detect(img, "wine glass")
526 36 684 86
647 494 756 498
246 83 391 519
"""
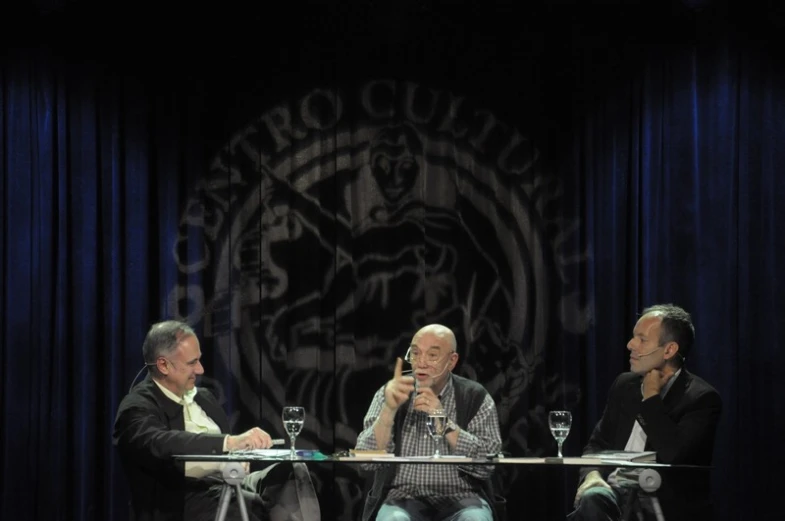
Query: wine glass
548 410 572 458
426 408 447 458
282 406 305 459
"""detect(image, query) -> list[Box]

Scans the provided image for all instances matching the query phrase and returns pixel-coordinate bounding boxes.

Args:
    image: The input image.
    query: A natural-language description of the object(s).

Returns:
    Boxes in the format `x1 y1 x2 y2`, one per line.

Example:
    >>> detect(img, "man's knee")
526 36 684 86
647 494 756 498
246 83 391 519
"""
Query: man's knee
378 512 411 521
446 498 493 521
451 509 492 521
574 487 621 521
376 503 413 521
376 510 411 521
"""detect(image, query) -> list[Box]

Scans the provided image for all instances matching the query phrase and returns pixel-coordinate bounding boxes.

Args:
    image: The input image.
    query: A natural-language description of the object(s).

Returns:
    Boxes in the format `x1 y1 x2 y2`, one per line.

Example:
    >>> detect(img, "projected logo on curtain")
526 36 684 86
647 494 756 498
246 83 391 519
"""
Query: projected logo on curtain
168 80 587 458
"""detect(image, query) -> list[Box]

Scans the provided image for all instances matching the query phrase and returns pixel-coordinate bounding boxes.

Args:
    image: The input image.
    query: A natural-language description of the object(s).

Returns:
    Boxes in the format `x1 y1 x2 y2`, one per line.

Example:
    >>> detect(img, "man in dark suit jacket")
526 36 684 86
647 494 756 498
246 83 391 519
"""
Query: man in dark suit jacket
569 304 721 521
113 320 320 521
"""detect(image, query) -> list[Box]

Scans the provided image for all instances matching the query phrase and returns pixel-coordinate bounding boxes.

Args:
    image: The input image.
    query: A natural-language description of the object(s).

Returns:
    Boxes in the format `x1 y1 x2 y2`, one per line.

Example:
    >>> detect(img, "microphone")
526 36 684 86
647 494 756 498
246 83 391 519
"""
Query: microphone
127 362 157 393
427 364 452 381
635 345 664 358
401 369 418 395
412 364 451 392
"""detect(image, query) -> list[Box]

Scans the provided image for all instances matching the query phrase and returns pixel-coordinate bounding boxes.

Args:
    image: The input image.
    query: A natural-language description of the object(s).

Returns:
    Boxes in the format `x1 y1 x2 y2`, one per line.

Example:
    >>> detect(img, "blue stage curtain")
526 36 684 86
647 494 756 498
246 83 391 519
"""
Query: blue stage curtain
0 45 214 520
2 4 783 521
572 31 784 521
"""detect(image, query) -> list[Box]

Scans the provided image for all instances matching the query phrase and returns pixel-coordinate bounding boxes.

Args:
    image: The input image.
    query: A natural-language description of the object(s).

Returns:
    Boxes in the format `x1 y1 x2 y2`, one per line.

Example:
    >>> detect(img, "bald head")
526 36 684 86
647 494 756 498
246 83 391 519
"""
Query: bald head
412 324 457 352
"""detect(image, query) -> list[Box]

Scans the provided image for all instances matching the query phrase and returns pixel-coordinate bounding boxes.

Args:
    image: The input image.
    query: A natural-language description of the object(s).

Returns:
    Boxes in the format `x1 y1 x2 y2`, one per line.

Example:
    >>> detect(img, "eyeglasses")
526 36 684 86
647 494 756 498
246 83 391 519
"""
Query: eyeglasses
404 347 454 365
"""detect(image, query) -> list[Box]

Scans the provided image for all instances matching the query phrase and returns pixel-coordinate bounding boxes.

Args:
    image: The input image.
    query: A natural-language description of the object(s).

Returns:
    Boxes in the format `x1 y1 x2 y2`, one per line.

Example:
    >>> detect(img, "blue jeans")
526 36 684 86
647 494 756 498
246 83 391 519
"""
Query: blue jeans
376 497 492 521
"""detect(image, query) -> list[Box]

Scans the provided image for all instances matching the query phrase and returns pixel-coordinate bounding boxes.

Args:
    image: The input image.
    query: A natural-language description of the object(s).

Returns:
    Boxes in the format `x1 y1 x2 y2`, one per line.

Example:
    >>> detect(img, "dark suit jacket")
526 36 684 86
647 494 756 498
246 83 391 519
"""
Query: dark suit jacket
582 370 722 521
113 375 229 521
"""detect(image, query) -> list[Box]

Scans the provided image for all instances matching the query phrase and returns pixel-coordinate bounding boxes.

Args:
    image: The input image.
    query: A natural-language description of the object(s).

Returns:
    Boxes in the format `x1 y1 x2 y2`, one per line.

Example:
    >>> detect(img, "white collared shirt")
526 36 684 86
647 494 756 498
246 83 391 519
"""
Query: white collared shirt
153 379 228 477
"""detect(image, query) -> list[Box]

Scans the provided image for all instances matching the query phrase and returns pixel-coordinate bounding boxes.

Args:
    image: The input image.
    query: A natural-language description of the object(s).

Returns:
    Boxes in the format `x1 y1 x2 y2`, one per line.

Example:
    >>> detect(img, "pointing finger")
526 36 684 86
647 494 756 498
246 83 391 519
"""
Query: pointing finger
393 357 403 379
399 375 415 388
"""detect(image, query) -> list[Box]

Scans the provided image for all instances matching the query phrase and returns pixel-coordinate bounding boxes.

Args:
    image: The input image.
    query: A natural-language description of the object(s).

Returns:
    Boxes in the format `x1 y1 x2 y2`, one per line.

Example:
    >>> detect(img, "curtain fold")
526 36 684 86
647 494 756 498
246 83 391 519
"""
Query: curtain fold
574 35 784 520
3 6 784 521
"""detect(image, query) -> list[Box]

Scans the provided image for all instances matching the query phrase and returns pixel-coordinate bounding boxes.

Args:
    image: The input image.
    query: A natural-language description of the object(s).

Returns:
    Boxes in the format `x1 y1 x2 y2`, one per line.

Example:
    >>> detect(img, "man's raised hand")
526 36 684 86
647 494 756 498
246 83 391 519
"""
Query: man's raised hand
383 357 415 411
642 365 676 399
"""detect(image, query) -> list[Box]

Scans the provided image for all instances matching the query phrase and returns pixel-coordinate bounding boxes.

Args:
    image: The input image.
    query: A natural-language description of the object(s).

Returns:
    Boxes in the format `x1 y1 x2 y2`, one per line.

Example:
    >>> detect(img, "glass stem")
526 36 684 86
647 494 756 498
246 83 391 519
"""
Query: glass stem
290 435 296 459
557 442 563 458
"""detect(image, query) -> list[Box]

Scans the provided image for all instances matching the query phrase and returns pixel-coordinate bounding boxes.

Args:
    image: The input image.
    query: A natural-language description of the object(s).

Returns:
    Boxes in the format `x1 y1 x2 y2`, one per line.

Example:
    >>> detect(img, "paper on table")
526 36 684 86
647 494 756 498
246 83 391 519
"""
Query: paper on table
498 457 569 464
349 450 395 459
230 449 292 457
582 450 657 462
375 455 469 462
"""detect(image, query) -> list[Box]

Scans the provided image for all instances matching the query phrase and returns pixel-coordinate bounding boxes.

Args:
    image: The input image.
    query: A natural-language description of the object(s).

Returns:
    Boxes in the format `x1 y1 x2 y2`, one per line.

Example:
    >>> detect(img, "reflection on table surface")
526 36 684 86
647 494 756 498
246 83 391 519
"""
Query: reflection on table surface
172 450 707 469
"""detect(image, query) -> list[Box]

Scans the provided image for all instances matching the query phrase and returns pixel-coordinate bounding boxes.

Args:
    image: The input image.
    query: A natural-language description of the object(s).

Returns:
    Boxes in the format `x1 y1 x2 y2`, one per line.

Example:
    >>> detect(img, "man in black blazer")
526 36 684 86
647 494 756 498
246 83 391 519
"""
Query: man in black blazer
569 304 721 521
113 320 319 521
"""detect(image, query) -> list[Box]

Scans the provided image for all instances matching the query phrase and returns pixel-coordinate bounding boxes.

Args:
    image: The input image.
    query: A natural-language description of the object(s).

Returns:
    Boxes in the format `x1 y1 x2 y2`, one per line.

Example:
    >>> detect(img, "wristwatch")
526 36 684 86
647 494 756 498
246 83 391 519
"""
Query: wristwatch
444 418 459 434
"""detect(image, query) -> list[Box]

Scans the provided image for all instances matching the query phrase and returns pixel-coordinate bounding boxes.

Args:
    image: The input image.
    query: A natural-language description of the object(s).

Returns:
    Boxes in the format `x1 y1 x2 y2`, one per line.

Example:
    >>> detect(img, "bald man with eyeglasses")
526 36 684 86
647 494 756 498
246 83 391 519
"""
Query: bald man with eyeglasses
355 324 503 521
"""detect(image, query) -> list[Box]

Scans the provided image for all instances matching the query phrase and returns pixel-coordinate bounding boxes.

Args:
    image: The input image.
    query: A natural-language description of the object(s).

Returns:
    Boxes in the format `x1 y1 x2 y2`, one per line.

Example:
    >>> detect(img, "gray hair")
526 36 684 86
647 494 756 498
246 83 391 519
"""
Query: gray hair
641 304 694 365
142 320 196 374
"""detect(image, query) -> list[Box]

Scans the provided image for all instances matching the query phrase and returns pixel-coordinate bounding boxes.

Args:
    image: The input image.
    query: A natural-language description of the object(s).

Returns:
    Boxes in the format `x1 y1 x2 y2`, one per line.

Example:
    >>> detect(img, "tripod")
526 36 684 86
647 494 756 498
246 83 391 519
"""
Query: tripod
213 462 250 521
621 468 666 521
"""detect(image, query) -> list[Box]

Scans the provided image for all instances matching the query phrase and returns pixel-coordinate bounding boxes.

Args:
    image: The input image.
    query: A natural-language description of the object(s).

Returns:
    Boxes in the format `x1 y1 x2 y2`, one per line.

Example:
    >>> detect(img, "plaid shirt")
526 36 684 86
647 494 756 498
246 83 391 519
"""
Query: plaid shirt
355 374 502 506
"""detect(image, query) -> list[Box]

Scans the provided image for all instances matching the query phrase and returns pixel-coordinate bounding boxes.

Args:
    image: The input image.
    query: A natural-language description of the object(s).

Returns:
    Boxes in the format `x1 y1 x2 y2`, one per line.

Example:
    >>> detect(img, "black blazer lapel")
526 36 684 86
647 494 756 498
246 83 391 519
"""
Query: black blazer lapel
641 370 688 452
661 369 689 411
616 376 642 446
144 376 187 431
